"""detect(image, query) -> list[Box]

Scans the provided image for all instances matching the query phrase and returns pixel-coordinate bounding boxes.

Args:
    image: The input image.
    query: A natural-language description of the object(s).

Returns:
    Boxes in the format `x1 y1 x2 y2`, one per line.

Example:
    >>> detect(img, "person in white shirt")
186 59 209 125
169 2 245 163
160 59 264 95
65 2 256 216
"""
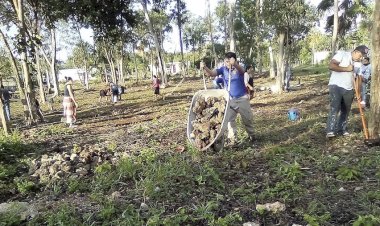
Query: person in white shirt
326 45 369 138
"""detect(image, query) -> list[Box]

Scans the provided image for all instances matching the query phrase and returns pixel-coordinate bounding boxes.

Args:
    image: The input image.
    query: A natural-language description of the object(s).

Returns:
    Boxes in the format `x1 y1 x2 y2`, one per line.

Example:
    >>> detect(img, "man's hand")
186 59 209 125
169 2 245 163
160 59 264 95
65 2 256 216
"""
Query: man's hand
229 57 236 66
346 65 354 72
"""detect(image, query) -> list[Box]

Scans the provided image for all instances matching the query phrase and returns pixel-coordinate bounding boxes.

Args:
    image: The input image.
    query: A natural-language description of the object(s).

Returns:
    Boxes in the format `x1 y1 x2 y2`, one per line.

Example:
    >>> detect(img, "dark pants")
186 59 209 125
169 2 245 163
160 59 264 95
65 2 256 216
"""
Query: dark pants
3 101 10 121
326 85 354 134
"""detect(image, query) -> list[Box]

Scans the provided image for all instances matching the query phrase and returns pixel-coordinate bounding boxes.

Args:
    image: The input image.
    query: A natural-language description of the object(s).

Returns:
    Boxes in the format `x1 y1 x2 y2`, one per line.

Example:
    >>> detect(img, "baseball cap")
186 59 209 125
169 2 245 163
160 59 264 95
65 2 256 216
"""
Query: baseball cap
354 45 369 57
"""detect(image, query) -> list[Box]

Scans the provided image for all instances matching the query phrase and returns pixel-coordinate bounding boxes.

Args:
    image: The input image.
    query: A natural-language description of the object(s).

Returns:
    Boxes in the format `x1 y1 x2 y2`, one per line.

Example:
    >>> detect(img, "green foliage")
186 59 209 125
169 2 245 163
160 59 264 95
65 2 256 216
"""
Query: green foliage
45 204 83 226
353 215 380 226
68 178 89 193
278 161 304 181
15 178 36 195
0 211 22 226
336 166 361 181
35 124 73 137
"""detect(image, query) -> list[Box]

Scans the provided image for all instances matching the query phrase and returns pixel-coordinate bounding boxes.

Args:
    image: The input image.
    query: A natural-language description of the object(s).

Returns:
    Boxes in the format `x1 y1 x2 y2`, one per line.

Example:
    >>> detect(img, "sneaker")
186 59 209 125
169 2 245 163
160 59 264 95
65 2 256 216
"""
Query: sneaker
326 132 335 138
343 131 350 136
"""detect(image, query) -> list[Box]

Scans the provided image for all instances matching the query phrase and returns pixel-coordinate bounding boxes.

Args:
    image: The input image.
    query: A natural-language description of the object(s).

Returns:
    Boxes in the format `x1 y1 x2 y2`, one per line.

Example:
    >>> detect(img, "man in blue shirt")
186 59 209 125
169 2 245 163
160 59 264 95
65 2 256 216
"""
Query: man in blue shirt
201 52 255 145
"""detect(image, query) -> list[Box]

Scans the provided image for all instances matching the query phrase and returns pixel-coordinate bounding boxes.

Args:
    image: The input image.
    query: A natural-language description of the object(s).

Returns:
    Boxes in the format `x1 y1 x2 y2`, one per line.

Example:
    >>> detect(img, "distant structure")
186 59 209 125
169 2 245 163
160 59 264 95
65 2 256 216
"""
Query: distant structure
149 61 189 76
57 68 96 82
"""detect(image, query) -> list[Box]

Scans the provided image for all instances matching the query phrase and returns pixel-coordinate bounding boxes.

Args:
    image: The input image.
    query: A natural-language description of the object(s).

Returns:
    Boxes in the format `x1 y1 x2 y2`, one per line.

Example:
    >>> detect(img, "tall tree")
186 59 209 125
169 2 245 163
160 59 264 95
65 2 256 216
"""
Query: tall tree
206 0 217 68
263 0 316 93
368 0 380 140
318 0 369 52
228 0 237 52
141 0 168 85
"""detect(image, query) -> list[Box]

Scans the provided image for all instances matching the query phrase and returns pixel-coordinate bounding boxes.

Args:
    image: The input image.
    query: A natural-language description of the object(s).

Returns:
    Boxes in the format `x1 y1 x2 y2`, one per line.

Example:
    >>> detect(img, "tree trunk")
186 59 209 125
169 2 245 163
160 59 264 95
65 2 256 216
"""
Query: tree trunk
368 0 380 139
275 32 285 93
141 0 167 85
207 0 217 68
84 65 89 90
255 0 262 73
14 0 37 122
133 44 139 83
51 28 59 97
224 0 228 52
331 0 339 54
118 58 124 84
36 53 45 104
0 98 10 135
228 0 236 52
177 0 185 76
269 45 276 78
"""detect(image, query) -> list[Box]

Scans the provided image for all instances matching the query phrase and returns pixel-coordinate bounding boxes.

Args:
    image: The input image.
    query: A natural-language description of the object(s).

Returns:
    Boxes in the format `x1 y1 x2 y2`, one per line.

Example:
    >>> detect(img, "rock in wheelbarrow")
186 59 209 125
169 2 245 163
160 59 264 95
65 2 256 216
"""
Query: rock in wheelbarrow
190 96 226 150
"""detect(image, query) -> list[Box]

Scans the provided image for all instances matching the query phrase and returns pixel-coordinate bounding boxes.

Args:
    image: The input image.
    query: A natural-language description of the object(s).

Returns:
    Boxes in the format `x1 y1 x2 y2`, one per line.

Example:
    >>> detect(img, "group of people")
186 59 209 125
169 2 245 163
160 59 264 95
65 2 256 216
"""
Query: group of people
326 45 371 138
99 82 125 103
201 45 372 146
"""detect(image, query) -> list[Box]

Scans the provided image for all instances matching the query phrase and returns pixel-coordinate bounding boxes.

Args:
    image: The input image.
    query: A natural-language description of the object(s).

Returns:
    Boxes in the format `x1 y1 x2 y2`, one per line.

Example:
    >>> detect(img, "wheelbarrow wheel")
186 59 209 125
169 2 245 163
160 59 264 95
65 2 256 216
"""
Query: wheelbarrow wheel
211 131 227 152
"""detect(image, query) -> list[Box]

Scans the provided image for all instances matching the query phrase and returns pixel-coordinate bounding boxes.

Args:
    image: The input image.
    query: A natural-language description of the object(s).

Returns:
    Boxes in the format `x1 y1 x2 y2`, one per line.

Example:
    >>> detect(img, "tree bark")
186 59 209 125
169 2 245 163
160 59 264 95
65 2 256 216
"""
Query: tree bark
51 28 59 97
255 0 262 73
224 0 228 52
14 0 37 122
331 0 339 54
269 44 276 78
207 0 217 68
141 0 167 85
275 32 285 93
133 44 139 83
228 0 236 52
0 98 10 135
368 0 380 139
36 53 45 104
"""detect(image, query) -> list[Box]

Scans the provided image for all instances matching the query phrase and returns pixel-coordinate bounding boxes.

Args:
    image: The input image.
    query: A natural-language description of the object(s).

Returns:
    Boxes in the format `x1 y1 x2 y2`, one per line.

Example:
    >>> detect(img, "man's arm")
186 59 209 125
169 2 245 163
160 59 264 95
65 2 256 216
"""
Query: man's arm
233 62 245 75
200 62 218 77
328 59 353 72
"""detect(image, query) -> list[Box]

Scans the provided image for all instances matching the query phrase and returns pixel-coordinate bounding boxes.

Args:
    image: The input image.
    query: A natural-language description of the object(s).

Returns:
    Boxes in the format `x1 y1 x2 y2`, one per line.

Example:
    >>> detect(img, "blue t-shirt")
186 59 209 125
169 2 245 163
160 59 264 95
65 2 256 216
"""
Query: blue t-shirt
216 66 246 98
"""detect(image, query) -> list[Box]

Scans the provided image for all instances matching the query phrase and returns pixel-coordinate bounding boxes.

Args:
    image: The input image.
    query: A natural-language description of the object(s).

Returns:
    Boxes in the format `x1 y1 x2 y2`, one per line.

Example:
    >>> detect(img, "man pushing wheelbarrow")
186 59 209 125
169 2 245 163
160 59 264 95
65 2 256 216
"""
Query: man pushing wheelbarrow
200 52 255 147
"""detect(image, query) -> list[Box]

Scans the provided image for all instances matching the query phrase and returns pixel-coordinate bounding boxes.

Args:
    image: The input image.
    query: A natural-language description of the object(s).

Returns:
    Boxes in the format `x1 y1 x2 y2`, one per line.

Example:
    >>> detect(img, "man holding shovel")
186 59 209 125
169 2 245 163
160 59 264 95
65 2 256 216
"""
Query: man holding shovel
201 52 255 145
326 45 369 138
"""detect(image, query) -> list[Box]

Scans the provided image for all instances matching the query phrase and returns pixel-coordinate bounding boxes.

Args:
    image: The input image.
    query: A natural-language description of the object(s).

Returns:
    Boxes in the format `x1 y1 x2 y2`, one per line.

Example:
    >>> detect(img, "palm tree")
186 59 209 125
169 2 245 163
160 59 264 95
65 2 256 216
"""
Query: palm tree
318 0 368 52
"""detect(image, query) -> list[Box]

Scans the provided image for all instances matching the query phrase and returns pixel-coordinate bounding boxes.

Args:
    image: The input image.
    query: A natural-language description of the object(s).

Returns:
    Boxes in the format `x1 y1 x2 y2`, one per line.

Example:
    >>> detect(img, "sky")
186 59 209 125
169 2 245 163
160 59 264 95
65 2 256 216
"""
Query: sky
56 0 322 61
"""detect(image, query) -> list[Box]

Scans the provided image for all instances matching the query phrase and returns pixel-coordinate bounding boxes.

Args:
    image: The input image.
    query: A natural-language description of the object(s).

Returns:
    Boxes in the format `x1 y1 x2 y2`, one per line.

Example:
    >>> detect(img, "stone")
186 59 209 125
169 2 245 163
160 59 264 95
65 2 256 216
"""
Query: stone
110 191 121 200
75 168 88 177
243 222 260 226
256 201 285 214
140 202 149 211
70 153 79 162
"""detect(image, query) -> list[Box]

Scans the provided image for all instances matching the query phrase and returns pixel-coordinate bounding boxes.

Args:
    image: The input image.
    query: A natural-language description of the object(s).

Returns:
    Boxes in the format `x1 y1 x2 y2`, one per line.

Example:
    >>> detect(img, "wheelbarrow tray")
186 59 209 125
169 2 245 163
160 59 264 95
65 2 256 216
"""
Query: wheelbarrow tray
187 89 231 151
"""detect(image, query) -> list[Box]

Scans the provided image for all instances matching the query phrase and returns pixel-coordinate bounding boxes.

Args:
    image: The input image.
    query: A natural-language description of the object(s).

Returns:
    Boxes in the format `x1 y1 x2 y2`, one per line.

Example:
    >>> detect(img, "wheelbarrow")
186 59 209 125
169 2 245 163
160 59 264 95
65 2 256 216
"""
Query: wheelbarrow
187 68 233 151
187 89 231 151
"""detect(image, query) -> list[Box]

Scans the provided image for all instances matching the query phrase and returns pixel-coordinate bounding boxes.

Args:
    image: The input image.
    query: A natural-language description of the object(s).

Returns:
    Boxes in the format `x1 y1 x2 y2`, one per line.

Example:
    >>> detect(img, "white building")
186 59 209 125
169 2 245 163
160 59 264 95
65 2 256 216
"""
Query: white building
57 68 96 82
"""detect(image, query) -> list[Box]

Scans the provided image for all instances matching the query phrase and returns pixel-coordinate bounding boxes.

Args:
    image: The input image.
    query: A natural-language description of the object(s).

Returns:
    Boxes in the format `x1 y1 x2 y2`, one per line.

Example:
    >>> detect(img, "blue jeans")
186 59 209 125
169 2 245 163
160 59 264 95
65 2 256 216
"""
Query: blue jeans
326 85 354 134
361 82 367 103
3 101 10 121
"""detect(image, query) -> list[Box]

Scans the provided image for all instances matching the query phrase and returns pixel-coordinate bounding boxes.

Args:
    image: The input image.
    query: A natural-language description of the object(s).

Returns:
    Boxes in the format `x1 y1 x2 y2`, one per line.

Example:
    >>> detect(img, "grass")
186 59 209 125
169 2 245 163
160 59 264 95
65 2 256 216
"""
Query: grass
0 65 380 225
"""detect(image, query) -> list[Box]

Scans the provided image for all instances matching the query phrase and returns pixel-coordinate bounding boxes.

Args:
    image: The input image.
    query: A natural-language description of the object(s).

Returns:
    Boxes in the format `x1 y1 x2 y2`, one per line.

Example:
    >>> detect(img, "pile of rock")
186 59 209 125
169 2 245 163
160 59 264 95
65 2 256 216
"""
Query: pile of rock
29 148 119 184
190 96 226 149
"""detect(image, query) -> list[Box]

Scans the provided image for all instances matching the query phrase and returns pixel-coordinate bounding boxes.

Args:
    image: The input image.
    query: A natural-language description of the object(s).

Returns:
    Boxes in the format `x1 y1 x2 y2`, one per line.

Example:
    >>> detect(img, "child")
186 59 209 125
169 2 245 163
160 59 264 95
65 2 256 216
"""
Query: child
152 75 163 100
360 57 371 108
244 65 254 99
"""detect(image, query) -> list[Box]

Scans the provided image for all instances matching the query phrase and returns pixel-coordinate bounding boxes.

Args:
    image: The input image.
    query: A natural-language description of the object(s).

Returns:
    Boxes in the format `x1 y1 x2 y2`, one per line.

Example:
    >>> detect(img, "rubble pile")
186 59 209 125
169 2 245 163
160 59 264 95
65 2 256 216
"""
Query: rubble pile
190 96 226 149
29 148 120 183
